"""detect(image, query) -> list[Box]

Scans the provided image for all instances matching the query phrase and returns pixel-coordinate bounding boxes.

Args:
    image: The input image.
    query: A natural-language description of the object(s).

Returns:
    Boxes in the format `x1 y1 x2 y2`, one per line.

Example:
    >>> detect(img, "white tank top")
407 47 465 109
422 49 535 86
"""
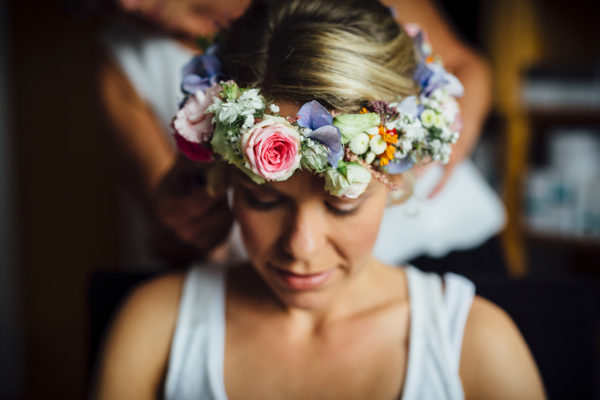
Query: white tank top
164 265 475 400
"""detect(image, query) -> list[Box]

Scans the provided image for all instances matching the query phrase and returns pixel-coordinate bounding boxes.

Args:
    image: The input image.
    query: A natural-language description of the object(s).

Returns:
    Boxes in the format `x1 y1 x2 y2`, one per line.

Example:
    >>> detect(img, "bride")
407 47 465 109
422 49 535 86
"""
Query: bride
92 0 544 398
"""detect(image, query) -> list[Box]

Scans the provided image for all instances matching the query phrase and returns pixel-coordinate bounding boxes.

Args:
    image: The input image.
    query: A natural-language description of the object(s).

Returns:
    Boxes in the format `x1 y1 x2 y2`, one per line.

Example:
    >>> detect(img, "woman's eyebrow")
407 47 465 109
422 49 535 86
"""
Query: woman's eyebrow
239 180 282 195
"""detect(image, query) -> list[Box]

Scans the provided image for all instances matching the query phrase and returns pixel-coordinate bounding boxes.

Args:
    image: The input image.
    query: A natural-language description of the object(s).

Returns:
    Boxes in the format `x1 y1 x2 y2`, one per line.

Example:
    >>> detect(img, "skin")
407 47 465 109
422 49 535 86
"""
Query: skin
92 103 545 400
100 0 492 253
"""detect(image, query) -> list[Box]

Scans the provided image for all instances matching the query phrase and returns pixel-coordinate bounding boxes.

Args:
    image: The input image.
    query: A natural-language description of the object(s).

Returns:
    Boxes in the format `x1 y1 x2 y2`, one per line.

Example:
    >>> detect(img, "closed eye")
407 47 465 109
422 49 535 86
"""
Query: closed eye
244 191 285 211
325 202 359 217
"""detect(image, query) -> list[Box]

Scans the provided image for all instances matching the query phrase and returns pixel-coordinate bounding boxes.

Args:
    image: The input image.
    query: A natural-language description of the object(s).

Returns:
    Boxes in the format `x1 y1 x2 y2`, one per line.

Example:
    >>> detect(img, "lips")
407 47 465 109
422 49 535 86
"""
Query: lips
271 267 334 291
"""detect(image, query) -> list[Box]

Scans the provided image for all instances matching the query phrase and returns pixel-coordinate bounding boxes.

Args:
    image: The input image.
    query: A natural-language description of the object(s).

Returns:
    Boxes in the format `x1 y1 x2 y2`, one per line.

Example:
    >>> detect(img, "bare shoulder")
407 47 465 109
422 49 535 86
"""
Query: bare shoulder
91 272 186 400
460 296 546 399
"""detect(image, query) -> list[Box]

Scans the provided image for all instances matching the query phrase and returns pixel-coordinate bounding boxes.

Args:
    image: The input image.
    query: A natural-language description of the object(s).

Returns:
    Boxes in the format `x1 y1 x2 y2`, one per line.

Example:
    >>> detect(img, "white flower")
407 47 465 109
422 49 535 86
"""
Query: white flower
242 114 255 130
349 132 370 155
323 163 372 199
451 131 460 143
301 141 329 172
369 135 387 155
430 139 442 152
420 109 436 128
441 144 452 163
439 97 460 124
433 114 445 128
397 138 413 157
269 104 280 113
431 88 446 102
366 126 380 135
217 102 242 124
402 121 427 141
440 127 450 141
422 43 432 55
364 151 376 164
238 89 265 112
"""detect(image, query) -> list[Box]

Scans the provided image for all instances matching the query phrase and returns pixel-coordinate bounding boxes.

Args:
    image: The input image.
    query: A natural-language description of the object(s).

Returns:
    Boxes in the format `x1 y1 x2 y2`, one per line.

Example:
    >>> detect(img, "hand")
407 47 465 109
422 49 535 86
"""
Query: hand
154 156 233 256
117 0 250 40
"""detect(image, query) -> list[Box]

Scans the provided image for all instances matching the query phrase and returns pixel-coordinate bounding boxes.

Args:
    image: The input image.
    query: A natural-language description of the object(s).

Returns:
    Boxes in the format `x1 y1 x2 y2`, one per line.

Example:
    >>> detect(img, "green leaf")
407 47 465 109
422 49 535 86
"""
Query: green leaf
333 113 380 144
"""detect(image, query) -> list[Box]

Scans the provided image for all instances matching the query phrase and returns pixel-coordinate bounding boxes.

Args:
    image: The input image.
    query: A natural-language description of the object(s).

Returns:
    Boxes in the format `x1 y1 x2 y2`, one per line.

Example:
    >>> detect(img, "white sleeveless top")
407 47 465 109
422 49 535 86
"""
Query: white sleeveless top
164 265 475 400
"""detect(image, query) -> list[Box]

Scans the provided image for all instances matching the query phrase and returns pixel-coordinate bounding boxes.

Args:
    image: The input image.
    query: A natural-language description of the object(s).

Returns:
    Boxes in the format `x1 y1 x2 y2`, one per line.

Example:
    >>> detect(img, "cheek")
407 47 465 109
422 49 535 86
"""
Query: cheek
341 211 383 261
335 193 388 263
233 198 281 260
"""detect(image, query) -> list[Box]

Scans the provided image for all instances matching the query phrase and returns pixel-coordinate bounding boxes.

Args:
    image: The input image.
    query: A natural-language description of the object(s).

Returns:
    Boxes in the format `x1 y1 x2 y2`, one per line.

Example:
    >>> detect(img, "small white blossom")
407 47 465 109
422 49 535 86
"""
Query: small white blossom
422 43 432 55
397 138 413 157
218 102 241 124
369 135 387 155
364 151 376 164
349 133 370 155
440 127 453 141
238 89 265 112
269 103 280 113
242 114 255 130
433 113 445 128
402 121 427 141
420 109 436 128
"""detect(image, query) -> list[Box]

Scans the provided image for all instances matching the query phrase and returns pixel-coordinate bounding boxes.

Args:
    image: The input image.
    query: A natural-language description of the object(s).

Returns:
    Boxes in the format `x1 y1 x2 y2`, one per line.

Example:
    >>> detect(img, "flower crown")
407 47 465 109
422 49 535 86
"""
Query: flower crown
172 24 463 198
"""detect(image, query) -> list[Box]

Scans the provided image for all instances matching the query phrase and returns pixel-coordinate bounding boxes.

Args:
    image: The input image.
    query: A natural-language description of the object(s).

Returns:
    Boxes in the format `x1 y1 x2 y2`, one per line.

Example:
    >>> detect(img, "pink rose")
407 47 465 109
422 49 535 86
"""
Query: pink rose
403 22 422 38
241 116 301 181
172 84 221 144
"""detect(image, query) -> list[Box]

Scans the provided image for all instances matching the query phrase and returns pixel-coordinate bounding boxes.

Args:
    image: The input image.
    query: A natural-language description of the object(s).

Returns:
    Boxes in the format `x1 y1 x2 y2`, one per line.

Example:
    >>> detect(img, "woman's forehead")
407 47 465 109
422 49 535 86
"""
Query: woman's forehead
237 169 381 201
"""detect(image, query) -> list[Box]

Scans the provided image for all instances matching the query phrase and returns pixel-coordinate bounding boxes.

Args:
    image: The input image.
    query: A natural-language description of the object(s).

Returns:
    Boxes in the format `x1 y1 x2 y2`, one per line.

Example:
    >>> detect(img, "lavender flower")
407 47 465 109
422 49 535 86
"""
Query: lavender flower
297 100 343 168
181 45 221 95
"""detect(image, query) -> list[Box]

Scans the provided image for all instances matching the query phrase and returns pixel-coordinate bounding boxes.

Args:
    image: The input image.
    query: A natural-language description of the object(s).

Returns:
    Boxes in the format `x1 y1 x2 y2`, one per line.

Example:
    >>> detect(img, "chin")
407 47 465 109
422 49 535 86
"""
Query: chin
258 267 342 311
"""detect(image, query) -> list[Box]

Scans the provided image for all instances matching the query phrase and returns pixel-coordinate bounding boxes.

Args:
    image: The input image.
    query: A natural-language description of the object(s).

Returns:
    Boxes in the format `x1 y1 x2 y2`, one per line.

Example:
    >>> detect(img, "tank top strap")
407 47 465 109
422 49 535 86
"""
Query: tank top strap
401 266 474 400
164 264 228 400
443 271 476 365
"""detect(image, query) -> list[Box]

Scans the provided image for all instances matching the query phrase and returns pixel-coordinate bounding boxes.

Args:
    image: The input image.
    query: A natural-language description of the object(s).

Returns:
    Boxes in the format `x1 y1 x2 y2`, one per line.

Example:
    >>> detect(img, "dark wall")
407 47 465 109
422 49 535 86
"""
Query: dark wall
9 1 121 398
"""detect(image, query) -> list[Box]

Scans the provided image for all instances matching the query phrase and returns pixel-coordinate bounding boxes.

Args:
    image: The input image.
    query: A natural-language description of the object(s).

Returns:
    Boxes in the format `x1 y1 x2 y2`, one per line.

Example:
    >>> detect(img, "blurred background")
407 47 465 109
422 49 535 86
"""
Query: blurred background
1 0 599 398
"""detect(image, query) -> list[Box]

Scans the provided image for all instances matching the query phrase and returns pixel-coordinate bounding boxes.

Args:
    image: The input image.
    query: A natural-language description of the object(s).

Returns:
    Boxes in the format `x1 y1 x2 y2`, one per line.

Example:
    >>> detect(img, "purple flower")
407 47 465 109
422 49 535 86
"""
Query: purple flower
403 23 429 61
414 62 464 98
394 96 420 119
297 100 343 168
384 156 415 174
181 45 221 95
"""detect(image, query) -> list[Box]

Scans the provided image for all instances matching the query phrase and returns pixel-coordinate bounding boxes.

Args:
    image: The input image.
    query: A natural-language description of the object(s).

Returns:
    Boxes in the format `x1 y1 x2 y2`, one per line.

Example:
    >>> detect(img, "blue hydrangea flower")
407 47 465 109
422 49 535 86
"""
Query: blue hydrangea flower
181 45 221 95
297 100 343 168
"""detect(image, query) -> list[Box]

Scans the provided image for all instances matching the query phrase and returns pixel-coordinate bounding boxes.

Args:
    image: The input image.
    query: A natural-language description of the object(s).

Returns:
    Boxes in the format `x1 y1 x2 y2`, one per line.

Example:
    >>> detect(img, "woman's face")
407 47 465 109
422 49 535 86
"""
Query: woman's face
232 164 389 310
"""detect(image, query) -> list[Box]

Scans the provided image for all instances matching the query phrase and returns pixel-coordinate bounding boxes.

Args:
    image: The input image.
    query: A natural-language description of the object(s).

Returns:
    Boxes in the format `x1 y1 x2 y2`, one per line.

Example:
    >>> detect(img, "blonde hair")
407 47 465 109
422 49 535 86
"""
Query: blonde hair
218 0 418 112
214 0 418 201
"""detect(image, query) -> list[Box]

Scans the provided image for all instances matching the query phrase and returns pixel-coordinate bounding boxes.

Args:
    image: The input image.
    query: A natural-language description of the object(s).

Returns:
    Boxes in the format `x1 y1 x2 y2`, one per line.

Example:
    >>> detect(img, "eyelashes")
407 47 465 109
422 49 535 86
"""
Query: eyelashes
242 190 359 217
244 193 284 210
325 202 359 217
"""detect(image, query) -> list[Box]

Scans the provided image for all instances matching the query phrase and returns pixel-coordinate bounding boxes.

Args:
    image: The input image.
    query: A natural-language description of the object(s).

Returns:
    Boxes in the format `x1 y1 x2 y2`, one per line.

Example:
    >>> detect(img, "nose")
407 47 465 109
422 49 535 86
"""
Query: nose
282 203 326 262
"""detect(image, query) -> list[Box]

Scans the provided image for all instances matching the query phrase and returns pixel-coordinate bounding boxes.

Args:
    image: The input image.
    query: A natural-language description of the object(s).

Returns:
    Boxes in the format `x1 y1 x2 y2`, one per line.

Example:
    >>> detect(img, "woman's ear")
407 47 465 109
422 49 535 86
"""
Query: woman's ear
387 171 414 205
